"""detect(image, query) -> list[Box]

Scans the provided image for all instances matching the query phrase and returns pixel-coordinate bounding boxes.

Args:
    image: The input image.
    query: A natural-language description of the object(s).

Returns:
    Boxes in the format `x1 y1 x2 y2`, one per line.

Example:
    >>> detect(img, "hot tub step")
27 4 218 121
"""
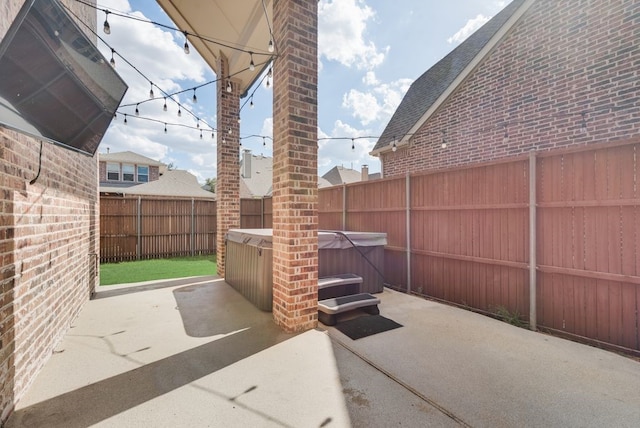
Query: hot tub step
318 274 363 300
318 293 380 326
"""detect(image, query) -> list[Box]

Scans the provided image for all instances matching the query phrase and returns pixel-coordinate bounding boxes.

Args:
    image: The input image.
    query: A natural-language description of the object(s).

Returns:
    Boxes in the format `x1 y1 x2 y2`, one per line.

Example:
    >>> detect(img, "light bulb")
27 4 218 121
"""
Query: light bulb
580 113 588 134
183 31 190 54
200 131 203 139
192 89 197 103
103 11 110 35
110 49 115 68
263 137 266 147
267 68 272 79
228 126 232 135
441 142 447 149
196 118 200 128
351 139 355 151
226 81 232 93
268 39 274 53
149 83 154 99
391 140 397 152
135 104 139 116
163 98 167 112
249 52 255 71
250 97 254 109
237 115 241 124
164 123 167 133
124 114 127 124
177 107 182 117
266 79 270 88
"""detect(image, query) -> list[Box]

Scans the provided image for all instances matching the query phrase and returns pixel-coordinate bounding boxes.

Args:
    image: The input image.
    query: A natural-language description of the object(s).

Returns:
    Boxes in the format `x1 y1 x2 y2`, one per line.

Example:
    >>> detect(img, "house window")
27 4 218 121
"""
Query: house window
122 164 135 182
106 163 120 181
137 165 149 183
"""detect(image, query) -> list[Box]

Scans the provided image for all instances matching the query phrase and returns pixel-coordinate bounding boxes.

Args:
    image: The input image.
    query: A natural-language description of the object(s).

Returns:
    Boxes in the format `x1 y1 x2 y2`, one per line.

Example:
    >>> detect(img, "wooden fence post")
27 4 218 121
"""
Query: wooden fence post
342 183 347 230
136 196 141 260
529 151 537 331
406 172 412 293
191 198 195 256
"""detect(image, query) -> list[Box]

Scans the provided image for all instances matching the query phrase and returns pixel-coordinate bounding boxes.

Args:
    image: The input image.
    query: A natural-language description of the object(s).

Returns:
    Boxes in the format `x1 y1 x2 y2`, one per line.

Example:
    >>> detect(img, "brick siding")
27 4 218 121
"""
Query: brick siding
271 0 319 332
382 0 640 176
216 54 241 277
0 0 99 422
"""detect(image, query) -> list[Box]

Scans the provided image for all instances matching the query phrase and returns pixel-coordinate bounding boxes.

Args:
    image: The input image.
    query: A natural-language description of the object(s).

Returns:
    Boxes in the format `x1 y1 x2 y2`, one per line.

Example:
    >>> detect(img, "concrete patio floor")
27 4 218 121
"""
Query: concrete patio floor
5 276 640 427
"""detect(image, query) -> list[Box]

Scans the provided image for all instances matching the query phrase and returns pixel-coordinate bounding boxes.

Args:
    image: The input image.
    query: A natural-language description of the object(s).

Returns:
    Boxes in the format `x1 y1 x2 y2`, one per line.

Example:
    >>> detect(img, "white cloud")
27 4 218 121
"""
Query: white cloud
363 71 379 86
342 77 413 128
318 0 388 70
447 14 490 45
342 90 381 125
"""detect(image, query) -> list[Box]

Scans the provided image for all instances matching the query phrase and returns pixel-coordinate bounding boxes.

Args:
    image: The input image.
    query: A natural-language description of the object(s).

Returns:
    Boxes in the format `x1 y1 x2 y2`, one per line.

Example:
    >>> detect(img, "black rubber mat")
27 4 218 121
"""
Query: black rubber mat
335 315 402 340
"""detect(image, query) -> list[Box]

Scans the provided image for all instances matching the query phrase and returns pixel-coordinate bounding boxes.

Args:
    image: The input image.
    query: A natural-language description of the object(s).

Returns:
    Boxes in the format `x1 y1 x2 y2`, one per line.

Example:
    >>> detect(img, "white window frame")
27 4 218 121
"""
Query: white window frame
122 164 135 182
106 162 120 181
137 165 149 183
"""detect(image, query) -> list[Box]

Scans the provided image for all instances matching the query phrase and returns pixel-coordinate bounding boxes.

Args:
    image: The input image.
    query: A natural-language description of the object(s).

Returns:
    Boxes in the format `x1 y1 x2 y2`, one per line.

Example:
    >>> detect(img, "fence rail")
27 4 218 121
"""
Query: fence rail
99 139 640 354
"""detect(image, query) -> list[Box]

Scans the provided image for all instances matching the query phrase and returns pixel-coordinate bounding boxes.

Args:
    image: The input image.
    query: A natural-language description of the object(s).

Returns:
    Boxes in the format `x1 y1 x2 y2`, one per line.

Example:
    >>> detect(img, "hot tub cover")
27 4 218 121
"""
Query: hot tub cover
226 229 387 249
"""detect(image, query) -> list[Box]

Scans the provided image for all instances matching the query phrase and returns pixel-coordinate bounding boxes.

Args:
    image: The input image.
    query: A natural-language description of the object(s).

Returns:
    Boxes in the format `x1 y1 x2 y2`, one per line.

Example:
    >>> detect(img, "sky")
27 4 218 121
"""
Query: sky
94 0 512 183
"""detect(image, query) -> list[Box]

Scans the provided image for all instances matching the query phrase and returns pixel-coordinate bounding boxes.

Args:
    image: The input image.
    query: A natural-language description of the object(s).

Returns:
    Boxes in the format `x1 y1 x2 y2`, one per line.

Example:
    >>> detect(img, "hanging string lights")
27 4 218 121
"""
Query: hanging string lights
183 31 190 54
103 10 111 34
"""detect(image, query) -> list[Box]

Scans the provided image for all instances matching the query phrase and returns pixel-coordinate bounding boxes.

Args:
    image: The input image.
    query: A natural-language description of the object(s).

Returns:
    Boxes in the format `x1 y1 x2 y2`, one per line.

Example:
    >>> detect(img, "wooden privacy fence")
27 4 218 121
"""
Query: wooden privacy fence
100 196 274 262
318 139 640 355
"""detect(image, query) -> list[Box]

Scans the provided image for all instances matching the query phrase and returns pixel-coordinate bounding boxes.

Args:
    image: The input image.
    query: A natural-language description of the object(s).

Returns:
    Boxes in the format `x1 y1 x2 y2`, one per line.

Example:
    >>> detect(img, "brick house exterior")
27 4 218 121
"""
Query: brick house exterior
372 0 640 176
0 0 100 422
98 151 163 185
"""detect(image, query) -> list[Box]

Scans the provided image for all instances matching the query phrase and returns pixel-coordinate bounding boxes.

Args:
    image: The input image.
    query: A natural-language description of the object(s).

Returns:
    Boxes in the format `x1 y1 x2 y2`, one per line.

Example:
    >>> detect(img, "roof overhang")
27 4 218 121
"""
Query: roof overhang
156 0 274 97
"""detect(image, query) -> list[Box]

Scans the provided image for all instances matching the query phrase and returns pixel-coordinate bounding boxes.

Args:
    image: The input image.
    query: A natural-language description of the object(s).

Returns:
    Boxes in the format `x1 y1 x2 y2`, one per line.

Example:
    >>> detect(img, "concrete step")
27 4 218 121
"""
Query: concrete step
318 293 380 326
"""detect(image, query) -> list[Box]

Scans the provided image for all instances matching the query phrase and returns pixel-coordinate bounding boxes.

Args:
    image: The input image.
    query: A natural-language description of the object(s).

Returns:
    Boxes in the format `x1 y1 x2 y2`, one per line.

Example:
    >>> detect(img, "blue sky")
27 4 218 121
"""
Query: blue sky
96 0 511 182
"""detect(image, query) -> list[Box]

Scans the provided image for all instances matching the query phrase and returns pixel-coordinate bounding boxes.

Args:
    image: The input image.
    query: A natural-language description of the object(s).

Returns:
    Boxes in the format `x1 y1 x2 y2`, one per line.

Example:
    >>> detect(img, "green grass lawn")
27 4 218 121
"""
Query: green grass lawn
100 255 217 286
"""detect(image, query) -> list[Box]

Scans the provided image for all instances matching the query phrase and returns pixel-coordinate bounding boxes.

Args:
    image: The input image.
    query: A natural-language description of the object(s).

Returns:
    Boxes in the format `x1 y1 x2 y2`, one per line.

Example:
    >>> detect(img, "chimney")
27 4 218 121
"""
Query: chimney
242 149 252 178
361 164 369 181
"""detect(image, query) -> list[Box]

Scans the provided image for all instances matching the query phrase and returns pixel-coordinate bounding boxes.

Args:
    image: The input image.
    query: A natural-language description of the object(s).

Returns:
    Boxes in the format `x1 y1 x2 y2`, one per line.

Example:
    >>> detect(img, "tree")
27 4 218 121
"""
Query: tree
204 177 216 193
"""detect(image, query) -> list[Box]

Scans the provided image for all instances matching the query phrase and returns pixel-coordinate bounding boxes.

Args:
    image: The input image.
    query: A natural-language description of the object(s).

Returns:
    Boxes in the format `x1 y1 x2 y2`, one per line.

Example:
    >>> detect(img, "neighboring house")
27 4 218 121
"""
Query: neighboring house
320 164 381 188
99 150 165 189
99 151 214 199
240 149 273 198
371 0 640 177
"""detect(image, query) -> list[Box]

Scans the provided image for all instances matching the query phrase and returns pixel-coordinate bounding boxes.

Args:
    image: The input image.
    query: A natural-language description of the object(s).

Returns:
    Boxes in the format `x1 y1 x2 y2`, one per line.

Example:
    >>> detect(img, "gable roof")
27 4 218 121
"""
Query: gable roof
240 152 273 198
322 165 362 186
371 0 532 154
99 150 166 167
101 169 215 199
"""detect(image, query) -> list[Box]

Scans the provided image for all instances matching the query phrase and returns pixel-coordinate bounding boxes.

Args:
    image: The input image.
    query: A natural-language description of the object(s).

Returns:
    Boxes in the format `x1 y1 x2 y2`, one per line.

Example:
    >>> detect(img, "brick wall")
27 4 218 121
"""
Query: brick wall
382 0 640 176
0 0 99 422
271 0 319 332
216 54 241 277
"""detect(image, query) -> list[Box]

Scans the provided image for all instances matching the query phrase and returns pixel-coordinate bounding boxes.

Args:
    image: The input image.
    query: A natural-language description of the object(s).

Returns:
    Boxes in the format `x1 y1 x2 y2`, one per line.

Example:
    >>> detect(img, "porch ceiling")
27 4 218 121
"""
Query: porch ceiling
156 0 273 97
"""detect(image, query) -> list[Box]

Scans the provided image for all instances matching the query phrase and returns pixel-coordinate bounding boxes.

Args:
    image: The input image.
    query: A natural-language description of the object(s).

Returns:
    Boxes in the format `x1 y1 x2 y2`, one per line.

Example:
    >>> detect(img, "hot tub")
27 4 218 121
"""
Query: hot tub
225 229 387 311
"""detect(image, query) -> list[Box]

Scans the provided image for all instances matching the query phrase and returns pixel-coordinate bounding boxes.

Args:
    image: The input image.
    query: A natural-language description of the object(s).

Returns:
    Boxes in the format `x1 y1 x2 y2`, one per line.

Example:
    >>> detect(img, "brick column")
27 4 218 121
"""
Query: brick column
216 53 241 277
272 0 319 332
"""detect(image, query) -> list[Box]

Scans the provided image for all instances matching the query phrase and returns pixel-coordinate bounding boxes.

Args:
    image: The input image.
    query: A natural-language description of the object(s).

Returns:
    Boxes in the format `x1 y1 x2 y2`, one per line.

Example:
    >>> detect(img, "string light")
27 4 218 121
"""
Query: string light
124 114 127 124
237 114 241 124
351 138 355 151
164 123 167 133
183 31 190 54
226 80 232 93
196 118 200 128
250 95 254 109
192 88 197 103
149 82 154 99
163 97 167 112
441 130 447 149
263 136 266 147
135 103 140 116
268 39 274 53
103 10 111 34
109 48 115 67
580 112 588 134
200 130 203 139
391 136 397 152
228 126 232 135
249 52 255 71
177 106 182 117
